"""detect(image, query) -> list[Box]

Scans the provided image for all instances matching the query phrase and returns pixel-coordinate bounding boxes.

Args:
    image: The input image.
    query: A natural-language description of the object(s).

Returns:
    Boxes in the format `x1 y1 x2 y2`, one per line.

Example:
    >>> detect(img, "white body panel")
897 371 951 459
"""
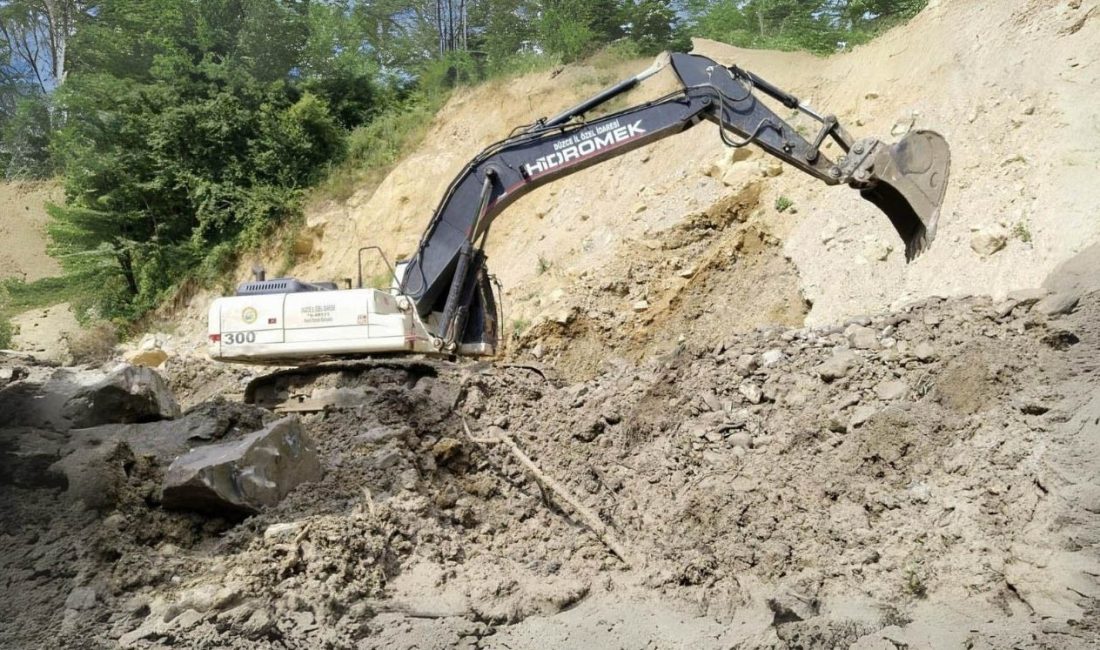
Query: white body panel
207 288 436 362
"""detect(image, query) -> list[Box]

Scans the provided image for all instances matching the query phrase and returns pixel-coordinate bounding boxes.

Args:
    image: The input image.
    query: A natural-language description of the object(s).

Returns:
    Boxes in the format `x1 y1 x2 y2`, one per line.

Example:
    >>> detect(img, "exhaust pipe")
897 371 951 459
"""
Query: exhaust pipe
852 130 951 261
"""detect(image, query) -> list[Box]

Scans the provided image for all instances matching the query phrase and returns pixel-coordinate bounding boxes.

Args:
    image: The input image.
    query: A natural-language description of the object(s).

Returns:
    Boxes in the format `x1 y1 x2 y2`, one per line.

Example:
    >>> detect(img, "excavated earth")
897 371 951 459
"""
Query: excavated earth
3 257 1099 648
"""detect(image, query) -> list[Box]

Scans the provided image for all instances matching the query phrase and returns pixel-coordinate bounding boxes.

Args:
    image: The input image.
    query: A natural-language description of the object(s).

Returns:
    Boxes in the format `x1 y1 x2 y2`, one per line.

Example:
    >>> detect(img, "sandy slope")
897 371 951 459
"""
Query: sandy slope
0 181 62 282
216 0 1099 342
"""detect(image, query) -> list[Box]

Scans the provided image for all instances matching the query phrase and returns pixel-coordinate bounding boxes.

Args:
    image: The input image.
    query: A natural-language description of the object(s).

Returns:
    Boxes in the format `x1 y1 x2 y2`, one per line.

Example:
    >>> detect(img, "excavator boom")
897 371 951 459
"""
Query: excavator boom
400 53 949 345
206 52 950 372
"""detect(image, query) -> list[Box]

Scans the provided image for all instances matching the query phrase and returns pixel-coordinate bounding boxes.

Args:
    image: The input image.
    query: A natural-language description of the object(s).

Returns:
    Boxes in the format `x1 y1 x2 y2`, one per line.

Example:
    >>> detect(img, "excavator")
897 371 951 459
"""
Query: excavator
206 52 950 408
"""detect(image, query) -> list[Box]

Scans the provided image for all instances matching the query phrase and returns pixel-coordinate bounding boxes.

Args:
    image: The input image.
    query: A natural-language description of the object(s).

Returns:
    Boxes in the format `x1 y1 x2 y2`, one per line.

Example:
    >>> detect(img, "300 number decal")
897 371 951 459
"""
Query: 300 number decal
223 332 256 345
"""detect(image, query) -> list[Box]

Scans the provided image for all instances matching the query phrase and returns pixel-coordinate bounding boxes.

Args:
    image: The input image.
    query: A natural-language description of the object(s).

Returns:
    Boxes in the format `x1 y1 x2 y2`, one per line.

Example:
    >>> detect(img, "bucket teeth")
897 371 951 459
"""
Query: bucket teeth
857 130 951 261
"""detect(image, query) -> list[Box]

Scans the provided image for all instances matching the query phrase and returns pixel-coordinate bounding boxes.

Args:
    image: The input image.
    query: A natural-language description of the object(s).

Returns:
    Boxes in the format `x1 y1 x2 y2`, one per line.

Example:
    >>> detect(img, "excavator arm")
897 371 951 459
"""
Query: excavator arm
399 53 950 352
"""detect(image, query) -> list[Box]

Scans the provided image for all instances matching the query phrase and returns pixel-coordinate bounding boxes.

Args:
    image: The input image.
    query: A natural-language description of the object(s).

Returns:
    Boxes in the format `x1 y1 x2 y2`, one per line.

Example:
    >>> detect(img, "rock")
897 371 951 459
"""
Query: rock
913 342 936 361
161 416 323 515
0 366 28 385
1033 291 1080 317
575 418 605 442
876 380 908 401
818 350 859 381
863 239 892 262
56 400 271 470
761 160 784 177
355 426 403 444
970 228 1008 256
263 522 305 541
65 587 97 611
760 349 784 367
739 382 763 404
128 348 169 368
1041 329 1080 350
632 299 650 312
1006 288 1050 306
700 391 722 412
0 428 66 489
49 437 135 510
305 213 328 235
431 437 464 465
721 161 764 188
734 354 759 377
370 448 402 470
0 364 180 432
890 115 915 137
632 203 647 214
767 592 819 624
728 432 753 449
845 325 879 350
849 405 877 428
530 343 545 360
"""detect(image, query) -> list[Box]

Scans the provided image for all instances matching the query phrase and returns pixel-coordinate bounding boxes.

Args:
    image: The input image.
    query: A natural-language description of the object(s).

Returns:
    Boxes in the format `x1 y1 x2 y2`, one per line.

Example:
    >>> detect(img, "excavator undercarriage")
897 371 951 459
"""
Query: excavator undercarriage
208 51 951 410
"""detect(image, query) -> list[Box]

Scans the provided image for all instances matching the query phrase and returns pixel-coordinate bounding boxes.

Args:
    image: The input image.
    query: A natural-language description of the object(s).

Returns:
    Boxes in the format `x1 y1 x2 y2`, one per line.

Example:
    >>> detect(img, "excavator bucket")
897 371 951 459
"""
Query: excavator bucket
858 130 951 261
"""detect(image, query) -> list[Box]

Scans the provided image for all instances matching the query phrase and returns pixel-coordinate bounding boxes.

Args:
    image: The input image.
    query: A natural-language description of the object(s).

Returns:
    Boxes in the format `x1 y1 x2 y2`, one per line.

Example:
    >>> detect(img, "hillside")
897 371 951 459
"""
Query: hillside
0 181 81 361
162 0 1100 374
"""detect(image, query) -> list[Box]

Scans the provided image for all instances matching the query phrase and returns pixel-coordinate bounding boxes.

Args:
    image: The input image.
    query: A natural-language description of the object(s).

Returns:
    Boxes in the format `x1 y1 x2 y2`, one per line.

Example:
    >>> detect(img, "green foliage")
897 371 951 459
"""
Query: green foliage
0 318 12 349
1012 221 1032 244
538 0 599 62
316 95 440 203
687 0 929 54
510 316 531 341
628 0 691 55
0 94 53 178
46 0 377 322
775 195 794 213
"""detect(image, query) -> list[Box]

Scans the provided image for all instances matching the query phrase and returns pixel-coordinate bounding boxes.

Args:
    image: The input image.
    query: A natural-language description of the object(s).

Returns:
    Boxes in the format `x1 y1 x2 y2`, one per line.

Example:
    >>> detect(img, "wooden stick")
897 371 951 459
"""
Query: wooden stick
462 417 634 567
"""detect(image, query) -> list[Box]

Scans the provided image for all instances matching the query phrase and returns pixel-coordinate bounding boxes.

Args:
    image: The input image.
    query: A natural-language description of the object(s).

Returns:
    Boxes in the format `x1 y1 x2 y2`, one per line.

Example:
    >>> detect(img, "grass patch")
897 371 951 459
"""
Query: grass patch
536 255 552 275
312 99 442 205
1012 221 1032 243
511 317 531 341
775 195 795 213
1 276 82 315
0 276 85 349
0 318 12 349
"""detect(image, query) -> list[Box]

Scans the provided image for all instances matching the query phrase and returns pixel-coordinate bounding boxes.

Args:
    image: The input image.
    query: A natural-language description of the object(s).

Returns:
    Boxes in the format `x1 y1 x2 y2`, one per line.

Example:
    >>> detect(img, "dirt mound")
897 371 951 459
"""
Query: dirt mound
5 283 1098 648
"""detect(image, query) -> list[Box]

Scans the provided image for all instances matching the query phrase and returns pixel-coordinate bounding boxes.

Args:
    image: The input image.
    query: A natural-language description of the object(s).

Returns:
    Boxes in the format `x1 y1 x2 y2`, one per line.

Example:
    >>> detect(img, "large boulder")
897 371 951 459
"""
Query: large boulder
42 400 272 509
161 417 322 515
0 364 180 431
0 427 67 489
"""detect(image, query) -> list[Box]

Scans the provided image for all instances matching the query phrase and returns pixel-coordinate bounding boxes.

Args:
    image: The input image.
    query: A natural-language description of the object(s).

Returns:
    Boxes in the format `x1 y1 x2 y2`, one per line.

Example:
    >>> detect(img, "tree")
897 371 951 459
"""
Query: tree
625 0 688 54
48 0 360 320
686 0 929 54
